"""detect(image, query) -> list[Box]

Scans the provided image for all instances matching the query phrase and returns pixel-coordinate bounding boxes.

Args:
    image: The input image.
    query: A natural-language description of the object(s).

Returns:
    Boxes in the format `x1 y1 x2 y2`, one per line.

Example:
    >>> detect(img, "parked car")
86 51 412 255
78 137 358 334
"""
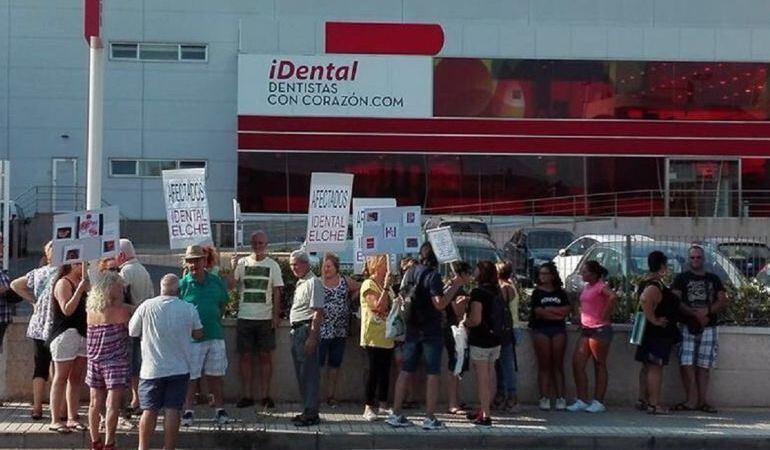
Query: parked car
564 240 746 302
701 238 770 279
438 233 504 277
423 216 491 239
502 227 575 286
553 234 654 279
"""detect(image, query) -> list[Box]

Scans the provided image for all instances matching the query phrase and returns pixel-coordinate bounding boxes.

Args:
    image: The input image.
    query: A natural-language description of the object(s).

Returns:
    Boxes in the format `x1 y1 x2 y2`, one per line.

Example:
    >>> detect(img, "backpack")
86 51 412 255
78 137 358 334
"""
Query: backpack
398 266 430 326
481 285 507 339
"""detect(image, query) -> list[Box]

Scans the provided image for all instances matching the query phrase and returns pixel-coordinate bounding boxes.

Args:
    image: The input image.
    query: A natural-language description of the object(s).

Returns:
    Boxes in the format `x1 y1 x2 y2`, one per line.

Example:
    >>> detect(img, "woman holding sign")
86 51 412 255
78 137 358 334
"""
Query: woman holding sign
359 255 394 421
48 262 89 433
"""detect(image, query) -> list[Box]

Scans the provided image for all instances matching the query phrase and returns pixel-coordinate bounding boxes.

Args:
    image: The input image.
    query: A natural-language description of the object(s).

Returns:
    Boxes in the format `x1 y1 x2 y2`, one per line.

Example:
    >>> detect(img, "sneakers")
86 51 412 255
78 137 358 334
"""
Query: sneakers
585 400 607 413
539 397 551 411
385 414 412 428
181 410 194 427
235 397 254 408
472 415 492 427
362 408 378 422
555 398 567 411
421 416 445 430
216 409 235 425
566 399 589 412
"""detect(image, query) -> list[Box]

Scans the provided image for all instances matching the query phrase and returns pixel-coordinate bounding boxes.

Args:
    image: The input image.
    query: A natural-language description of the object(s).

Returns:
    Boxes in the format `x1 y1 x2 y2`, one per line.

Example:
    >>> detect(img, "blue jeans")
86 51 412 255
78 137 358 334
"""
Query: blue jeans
290 324 320 417
495 330 520 397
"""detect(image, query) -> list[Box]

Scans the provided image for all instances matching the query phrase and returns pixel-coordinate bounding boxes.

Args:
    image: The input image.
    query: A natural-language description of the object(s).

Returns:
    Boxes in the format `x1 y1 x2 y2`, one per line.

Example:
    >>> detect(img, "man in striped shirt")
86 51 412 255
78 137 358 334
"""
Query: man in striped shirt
227 231 284 409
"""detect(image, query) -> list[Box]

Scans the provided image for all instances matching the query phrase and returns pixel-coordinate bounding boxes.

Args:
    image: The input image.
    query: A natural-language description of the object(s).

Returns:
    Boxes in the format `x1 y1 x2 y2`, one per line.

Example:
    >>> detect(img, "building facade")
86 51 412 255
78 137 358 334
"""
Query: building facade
3 0 770 220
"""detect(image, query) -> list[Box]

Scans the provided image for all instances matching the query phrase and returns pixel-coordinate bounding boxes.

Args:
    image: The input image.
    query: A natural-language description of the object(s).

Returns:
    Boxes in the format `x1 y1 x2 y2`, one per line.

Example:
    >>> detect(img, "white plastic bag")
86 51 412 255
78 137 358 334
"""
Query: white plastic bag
385 298 406 341
451 324 468 376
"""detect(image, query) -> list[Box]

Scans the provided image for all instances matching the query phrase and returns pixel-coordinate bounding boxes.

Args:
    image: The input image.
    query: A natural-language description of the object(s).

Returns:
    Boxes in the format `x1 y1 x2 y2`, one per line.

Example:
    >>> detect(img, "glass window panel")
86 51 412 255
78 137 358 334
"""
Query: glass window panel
138 43 179 61
110 160 136 176
138 160 176 177
178 160 206 169
111 43 138 59
180 45 207 61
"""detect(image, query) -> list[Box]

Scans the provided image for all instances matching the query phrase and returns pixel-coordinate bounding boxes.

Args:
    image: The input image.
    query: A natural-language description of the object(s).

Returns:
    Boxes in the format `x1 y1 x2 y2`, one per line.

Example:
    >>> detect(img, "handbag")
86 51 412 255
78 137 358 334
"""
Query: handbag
385 297 406 341
629 282 650 345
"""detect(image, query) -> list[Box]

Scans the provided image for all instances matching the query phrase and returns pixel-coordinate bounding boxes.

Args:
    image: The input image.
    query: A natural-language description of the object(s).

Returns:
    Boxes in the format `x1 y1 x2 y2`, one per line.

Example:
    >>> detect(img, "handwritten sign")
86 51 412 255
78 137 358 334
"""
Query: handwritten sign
162 168 213 249
426 226 460 264
305 172 354 252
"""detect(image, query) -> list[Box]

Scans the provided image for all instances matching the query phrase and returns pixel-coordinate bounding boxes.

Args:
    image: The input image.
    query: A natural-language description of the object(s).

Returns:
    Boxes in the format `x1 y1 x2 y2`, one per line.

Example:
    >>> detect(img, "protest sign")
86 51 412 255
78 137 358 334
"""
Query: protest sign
360 206 422 256
162 168 213 249
305 172 354 252
51 206 120 266
426 226 460 264
352 198 396 274
233 199 244 250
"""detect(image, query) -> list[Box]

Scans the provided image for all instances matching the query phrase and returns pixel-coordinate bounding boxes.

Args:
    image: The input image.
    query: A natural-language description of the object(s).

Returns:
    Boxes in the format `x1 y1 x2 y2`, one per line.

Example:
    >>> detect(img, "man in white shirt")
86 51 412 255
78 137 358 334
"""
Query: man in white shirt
227 231 284 409
129 274 202 450
116 238 155 414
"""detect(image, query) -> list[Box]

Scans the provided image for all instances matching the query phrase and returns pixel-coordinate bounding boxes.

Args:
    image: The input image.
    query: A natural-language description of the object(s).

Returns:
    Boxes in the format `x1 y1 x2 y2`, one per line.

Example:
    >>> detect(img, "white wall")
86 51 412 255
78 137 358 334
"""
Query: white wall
3 0 770 219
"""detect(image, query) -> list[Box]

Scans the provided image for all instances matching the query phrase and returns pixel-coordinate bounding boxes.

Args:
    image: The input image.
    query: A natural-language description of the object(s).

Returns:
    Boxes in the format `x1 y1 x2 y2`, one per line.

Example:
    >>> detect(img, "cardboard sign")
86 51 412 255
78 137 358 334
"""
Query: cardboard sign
162 168 213 250
352 198 396 274
426 226 461 264
361 206 422 256
51 206 120 266
305 172 354 252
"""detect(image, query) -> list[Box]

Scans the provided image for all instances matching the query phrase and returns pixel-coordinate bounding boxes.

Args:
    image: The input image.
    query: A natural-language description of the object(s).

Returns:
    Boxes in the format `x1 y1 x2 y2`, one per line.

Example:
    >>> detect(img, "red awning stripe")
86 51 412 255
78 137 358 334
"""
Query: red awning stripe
325 22 444 56
237 115 770 139
237 132 770 157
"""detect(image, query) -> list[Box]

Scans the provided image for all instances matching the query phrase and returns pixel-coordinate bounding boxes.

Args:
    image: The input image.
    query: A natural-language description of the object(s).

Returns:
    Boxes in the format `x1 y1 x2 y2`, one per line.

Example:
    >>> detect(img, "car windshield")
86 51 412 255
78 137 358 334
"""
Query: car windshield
445 221 490 235
717 243 770 260
628 244 743 287
528 231 574 249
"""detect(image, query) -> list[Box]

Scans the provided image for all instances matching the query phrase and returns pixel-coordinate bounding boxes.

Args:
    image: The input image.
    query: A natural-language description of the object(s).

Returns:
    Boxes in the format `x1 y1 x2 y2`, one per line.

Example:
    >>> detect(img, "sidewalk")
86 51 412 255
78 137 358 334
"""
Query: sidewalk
0 402 769 449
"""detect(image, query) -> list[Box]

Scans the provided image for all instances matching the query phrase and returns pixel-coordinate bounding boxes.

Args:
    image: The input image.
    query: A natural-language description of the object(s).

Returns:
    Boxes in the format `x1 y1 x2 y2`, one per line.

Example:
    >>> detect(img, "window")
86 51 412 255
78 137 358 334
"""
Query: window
110 159 207 177
110 42 208 62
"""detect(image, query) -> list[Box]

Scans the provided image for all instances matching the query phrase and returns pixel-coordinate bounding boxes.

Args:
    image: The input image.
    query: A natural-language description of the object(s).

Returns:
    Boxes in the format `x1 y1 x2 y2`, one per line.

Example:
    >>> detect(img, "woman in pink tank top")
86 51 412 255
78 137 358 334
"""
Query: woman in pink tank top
566 261 617 414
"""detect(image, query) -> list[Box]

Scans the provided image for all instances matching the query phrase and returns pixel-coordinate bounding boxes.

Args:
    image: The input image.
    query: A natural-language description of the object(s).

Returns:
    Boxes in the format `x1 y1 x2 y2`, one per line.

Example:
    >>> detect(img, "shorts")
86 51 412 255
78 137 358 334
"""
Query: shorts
87 359 130 390
635 335 676 366
189 339 228 379
129 337 142 377
401 335 443 376
581 325 614 345
318 337 346 368
679 326 718 369
33 339 52 380
443 327 469 373
470 345 501 363
236 319 276 353
50 328 87 362
139 374 190 411
531 326 567 339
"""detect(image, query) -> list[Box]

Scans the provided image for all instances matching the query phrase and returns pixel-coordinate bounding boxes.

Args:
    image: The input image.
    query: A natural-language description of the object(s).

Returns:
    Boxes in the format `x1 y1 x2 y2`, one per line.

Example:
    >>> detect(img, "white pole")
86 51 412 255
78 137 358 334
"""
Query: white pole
2 161 9 271
86 36 104 211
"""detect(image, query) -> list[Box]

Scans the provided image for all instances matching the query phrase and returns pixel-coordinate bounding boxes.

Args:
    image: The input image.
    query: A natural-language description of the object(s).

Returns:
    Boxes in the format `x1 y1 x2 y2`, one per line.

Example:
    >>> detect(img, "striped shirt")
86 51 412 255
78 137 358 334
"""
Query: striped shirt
233 256 284 320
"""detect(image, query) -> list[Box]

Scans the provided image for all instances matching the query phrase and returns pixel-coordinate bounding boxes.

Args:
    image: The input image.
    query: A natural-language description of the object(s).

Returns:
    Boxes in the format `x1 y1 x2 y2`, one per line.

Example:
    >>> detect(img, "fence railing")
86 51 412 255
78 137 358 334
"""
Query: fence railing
14 185 125 219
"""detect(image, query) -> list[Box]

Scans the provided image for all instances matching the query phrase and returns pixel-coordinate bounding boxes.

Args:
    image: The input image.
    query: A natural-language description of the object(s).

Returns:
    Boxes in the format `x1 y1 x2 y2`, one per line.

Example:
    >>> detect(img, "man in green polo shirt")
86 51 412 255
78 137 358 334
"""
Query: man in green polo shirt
178 245 233 427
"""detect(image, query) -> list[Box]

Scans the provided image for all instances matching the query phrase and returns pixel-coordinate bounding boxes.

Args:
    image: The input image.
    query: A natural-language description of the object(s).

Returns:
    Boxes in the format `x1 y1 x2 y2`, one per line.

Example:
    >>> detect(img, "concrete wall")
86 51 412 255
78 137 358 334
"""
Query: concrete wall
4 0 770 220
3 317 769 408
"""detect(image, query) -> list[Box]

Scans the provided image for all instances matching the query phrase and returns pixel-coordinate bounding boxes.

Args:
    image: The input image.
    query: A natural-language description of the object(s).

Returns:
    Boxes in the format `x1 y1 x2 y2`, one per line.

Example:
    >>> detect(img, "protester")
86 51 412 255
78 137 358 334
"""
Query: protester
10 241 57 420
179 245 232 426
48 262 89 433
462 261 503 427
671 245 728 414
86 271 132 450
567 261 617 413
359 255 394 421
387 242 463 430
393 256 419 410
129 274 203 450
116 238 154 417
494 261 520 413
288 249 325 426
529 262 571 411
443 261 472 416
635 251 680 415
228 231 284 409
319 253 359 407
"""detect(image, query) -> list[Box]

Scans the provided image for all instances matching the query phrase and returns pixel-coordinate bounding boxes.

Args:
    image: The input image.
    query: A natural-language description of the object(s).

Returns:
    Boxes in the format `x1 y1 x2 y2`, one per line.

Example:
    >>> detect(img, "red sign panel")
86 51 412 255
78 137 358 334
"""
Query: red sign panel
326 22 444 56
84 0 101 43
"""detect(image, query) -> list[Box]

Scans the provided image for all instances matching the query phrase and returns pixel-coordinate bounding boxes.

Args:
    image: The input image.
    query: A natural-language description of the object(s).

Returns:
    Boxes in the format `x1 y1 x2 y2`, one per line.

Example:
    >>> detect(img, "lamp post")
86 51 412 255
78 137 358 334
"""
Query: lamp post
84 0 103 211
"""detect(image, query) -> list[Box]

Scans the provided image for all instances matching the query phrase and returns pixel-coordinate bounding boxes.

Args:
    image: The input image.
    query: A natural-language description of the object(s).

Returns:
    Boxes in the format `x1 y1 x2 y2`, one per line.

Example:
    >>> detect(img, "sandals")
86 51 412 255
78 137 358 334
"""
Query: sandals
447 407 467 415
646 405 670 415
699 403 718 414
48 423 71 434
672 402 695 412
67 420 88 431
30 410 44 421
